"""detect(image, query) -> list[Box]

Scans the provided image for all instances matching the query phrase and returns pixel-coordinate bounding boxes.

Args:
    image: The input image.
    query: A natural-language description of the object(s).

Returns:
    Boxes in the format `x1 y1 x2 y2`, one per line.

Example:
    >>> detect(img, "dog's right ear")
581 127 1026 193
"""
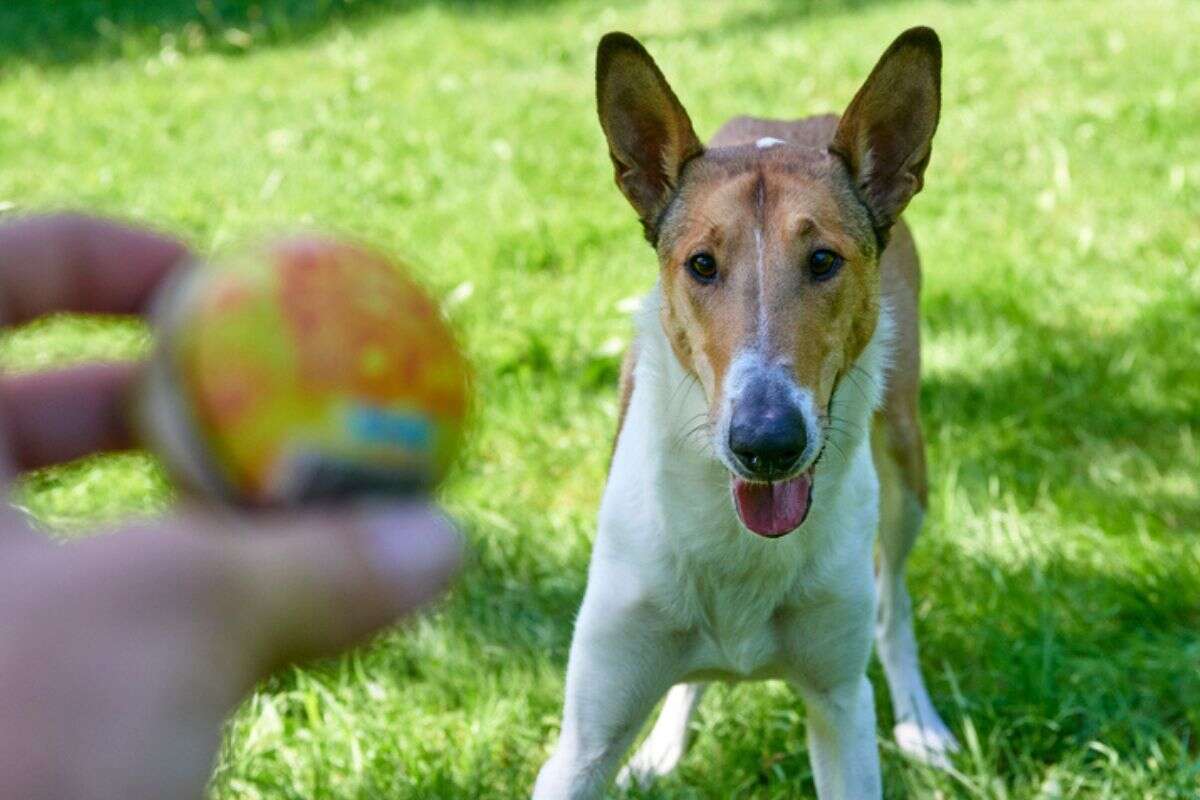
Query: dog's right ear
596 32 703 242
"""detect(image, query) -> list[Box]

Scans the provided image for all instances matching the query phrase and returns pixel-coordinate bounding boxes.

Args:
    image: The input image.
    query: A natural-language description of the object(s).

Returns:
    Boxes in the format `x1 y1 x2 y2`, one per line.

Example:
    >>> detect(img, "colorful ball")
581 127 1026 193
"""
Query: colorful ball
137 236 469 505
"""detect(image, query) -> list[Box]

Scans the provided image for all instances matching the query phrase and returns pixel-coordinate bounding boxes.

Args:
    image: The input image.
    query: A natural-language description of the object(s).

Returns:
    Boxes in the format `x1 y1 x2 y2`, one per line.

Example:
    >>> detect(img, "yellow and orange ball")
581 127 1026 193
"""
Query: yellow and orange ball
137 236 469 505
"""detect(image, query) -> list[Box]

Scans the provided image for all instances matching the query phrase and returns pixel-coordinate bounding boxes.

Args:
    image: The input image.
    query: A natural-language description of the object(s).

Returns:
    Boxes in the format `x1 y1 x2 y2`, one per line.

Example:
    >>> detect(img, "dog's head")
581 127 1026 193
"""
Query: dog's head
596 28 940 537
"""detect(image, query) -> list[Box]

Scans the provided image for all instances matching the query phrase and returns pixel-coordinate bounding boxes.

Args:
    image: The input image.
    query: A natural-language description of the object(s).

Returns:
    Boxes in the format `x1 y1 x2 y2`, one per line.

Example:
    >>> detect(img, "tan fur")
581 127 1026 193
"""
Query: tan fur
708 113 841 150
612 118 927 513
874 222 927 505
657 148 869 418
613 342 638 463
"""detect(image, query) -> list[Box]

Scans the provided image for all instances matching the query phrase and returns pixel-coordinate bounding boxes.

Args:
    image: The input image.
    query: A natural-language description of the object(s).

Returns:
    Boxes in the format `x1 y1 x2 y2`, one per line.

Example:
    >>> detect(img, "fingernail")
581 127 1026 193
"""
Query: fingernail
358 504 463 614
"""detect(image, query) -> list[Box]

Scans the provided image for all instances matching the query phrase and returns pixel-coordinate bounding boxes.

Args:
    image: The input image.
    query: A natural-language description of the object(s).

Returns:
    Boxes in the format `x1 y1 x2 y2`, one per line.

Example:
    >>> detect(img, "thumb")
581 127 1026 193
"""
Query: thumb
167 503 463 676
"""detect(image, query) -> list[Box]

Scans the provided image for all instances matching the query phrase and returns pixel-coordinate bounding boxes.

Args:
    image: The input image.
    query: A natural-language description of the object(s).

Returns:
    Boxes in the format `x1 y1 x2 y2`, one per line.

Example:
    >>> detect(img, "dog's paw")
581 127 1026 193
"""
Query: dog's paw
893 719 959 770
615 764 648 792
616 742 686 790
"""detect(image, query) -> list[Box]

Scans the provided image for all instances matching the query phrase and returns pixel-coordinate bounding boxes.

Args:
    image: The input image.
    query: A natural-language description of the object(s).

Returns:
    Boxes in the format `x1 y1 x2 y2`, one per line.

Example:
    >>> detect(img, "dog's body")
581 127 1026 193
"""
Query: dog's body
535 30 955 799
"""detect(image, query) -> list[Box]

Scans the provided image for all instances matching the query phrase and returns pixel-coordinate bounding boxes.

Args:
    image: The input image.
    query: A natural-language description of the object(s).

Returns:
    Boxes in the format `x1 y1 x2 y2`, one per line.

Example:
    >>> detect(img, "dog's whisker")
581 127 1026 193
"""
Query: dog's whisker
826 437 849 466
849 363 881 387
821 421 855 468
670 410 712 452
842 369 873 405
827 414 865 434
666 371 703 424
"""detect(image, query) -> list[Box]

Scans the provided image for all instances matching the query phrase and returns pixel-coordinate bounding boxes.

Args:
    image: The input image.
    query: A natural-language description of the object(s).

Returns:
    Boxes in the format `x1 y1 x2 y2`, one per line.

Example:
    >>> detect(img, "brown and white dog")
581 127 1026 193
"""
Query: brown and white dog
534 28 955 798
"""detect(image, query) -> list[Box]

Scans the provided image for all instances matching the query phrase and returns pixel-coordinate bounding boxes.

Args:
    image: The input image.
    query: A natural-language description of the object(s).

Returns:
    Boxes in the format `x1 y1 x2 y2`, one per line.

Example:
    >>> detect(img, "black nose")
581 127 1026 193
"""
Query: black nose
729 381 807 478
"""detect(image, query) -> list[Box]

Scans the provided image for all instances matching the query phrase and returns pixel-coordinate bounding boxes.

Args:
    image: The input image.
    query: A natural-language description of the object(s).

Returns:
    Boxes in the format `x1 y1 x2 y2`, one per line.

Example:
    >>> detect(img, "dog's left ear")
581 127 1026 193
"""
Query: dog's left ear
831 27 941 239
596 32 704 242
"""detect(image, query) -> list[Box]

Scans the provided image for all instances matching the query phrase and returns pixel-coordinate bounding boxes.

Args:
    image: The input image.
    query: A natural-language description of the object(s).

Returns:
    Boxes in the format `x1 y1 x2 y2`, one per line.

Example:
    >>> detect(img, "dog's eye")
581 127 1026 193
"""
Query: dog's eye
686 252 718 284
809 249 844 281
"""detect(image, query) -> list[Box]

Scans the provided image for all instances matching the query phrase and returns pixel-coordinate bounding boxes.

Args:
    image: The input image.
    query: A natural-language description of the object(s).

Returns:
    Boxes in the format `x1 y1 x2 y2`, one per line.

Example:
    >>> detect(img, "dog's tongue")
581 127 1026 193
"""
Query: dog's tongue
733 473 813 538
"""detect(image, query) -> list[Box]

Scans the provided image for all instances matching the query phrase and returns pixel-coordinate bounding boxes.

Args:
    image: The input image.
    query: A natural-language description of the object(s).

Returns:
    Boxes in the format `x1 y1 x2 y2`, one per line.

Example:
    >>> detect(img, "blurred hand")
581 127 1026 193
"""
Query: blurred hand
0 215 462 799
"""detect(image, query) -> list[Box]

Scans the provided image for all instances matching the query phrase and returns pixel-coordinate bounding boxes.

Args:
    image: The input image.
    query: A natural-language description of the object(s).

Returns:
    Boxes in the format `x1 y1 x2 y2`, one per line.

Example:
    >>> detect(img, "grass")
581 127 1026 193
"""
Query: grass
1 0 1198 796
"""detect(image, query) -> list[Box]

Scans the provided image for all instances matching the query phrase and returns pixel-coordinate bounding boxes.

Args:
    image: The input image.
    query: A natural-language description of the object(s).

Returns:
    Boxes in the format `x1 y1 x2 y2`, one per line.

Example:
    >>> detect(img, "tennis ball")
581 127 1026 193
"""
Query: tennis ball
137 236 470 506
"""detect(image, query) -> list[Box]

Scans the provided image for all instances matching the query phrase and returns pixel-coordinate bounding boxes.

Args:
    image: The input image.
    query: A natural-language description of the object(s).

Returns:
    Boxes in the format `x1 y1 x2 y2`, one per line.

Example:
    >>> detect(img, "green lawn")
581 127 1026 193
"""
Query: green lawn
2 0 1199 796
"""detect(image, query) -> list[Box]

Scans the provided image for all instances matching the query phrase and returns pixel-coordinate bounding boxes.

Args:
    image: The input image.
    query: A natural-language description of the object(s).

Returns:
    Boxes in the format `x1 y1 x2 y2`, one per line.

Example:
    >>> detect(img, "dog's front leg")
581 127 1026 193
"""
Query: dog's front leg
786 578 881 799
795 676 881 799
534 577 682 799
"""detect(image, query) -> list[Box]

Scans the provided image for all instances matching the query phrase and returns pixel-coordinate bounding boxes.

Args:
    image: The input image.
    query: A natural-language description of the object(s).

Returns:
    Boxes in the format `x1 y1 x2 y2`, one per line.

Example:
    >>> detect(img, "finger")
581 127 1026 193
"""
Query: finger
163 503 463 676
0 214 188 324
0 362 139 469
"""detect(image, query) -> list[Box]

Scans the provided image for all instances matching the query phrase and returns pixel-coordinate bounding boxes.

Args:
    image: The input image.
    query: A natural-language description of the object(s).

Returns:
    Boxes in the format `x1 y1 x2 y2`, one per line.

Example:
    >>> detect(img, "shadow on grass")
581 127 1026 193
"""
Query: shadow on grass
0 0 1009 70
912 539 1198 752
648 0 1015 48
668 539 1200 799
0 0 559 68
902 289 1198 785
921 288 1199 534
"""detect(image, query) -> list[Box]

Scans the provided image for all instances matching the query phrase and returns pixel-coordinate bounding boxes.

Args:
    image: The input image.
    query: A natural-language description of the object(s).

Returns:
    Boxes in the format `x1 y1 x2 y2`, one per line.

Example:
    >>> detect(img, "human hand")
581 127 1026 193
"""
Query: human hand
0 215 462 799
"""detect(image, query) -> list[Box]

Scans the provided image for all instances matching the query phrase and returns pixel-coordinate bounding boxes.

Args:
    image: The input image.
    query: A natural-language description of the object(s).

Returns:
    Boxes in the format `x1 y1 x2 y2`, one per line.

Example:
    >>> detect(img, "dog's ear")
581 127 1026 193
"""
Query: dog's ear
596 32 703 241
831 27 941 239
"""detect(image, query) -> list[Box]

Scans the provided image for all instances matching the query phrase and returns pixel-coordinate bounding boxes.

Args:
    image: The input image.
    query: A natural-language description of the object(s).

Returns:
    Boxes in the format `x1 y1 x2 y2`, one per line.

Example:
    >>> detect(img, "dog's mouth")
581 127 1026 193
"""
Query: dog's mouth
731 469 814 538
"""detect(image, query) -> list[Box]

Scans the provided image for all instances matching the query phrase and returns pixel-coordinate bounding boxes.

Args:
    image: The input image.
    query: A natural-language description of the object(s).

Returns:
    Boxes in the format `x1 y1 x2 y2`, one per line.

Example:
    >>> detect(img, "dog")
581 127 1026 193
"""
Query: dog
533 27 956 799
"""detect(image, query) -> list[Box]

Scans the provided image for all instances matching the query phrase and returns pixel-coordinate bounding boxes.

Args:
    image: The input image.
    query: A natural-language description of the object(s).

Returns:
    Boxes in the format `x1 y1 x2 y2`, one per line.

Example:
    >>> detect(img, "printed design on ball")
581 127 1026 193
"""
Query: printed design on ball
175 239 469 503
274 240 467 419
345 404 433 452
265 448 430 502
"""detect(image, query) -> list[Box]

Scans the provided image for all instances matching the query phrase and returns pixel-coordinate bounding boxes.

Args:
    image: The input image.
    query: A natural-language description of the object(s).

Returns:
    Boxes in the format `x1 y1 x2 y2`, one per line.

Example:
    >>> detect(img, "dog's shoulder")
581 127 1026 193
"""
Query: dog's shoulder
610 342 639 465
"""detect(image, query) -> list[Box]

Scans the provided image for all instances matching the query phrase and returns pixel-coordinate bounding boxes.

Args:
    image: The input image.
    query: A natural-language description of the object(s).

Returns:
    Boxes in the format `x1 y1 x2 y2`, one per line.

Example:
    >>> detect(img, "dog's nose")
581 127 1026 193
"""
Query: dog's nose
729 383 808 478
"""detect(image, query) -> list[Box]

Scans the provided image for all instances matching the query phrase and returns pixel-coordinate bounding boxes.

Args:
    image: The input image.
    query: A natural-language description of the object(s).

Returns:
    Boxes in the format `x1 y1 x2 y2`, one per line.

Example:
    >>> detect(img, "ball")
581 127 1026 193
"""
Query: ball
137 236 470 506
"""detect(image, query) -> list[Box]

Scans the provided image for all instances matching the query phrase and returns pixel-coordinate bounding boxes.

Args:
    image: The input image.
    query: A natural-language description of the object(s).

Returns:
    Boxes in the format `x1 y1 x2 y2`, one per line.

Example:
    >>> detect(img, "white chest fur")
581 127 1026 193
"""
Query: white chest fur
590 287 891 681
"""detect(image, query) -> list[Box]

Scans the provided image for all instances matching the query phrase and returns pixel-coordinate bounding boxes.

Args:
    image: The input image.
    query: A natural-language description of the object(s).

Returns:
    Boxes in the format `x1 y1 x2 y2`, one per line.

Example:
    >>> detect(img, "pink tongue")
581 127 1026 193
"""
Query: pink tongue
733 473 813 537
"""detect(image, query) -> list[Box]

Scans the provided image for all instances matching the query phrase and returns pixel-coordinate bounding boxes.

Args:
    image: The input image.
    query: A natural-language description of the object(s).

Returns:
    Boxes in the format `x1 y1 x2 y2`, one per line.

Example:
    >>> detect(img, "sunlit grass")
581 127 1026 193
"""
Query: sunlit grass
1 0 1198 796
